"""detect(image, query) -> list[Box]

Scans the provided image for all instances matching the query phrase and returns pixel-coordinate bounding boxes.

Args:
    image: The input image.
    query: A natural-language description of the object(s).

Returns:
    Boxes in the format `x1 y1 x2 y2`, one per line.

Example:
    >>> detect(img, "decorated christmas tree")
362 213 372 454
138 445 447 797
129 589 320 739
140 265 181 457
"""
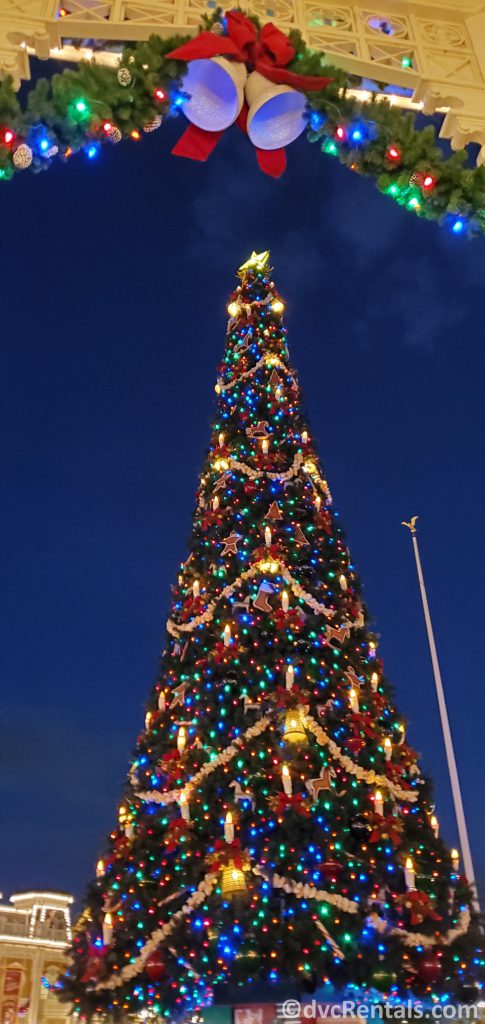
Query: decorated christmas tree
64 252 482 1020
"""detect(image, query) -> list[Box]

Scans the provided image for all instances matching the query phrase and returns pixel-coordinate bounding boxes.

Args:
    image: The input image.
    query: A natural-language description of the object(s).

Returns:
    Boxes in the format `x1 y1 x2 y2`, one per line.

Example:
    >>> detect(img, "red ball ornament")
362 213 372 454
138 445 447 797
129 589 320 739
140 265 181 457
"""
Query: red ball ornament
145 950 165 982
321 859 343 881
418 953 442 985
347 736 364 756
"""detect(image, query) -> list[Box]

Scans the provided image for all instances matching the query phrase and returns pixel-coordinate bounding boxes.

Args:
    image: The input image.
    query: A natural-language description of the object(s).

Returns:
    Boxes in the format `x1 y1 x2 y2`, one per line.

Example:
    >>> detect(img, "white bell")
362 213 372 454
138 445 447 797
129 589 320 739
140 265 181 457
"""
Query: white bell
245 71 307 150
182 57 247 132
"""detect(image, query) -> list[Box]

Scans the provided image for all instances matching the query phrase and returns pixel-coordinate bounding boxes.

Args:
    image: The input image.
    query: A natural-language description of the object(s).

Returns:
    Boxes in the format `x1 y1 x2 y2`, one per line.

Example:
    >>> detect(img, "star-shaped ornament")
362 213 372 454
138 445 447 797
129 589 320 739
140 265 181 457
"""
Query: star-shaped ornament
246 421 270 439
238 251 271 275
221 532 240 557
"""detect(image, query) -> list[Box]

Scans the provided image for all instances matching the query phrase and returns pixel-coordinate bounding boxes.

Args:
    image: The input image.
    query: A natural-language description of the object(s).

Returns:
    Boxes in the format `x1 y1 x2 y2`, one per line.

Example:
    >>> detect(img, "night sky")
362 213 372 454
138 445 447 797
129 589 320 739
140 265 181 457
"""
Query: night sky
1 107 484 908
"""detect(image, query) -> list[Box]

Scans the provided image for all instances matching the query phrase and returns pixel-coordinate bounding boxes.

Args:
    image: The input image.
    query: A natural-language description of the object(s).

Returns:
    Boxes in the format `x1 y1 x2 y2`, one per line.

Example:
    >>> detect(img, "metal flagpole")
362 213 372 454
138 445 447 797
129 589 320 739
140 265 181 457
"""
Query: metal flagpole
402 516 480 913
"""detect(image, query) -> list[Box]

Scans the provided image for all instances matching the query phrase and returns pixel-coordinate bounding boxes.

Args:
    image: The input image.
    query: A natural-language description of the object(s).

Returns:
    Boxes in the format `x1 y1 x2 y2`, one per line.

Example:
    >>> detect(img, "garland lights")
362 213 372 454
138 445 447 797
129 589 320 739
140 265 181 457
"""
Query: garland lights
134 709 416 807
1 10 485 235
61 251 482 1021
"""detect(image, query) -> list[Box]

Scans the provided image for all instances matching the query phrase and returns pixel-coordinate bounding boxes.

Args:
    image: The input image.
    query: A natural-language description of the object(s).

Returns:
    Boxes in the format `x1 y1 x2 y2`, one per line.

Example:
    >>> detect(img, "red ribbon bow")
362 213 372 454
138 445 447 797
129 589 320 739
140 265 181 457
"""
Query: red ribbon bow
351 712 376 739
271 792 310 817
167 10 332 177
275 684 307 708
165 817 192 852
207 837 246 871
369 814 403 847
402 890 442 926
385 761 410 788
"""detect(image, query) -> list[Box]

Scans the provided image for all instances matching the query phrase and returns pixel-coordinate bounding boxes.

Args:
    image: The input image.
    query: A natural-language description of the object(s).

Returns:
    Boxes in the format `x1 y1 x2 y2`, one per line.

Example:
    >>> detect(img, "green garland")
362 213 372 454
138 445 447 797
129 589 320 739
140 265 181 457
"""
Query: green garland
1 9 485 236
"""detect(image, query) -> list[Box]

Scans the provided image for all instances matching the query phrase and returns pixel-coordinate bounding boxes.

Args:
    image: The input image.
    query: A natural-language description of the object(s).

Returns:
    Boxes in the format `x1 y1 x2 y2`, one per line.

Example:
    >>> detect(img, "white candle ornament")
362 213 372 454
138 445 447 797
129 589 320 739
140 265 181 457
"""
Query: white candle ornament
223 624 231 647
374 790 384 816
339 574 348 591
302 430 308 445
103 913 113 945
193 579 200 599
262 438 269 454
285 664 294 690
158 691 166 711
177 726 186 754
430 814 439 838
371 672 379 692
384 738 392 761
212 496 219 511
451 848 460 872
281 590 289 612
224 811 235 843
179 791 190 821
349 688 359 713
404 856 416 890
265 526 272 547
282 764 292 796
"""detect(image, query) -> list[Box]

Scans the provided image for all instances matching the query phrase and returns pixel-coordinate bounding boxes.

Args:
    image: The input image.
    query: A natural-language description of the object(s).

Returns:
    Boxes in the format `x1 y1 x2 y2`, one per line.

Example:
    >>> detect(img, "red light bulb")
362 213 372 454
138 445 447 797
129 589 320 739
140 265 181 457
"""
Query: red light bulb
4 130 14 145
387 144 401 162
103 121 112 133
335 125 346 141
155 88 166 102
423 174 435 190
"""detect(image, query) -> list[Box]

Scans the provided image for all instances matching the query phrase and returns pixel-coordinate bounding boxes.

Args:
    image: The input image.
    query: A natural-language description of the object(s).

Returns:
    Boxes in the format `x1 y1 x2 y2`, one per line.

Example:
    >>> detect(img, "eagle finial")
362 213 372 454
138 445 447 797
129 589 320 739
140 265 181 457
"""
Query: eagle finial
401 515 419 534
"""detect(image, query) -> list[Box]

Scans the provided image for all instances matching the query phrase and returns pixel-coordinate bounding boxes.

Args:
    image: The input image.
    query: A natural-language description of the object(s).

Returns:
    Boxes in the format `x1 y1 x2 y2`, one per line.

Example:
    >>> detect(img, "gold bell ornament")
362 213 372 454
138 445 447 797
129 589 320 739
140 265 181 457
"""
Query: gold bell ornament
221 861 247 898
283 706 307 744
245 71 307 151
180 57 247 132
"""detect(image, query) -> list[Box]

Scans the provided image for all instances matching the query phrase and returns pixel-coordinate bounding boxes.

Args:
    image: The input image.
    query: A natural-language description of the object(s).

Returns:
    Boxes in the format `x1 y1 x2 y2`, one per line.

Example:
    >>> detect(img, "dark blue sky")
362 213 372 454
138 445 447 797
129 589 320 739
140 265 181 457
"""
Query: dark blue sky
1 112 484 907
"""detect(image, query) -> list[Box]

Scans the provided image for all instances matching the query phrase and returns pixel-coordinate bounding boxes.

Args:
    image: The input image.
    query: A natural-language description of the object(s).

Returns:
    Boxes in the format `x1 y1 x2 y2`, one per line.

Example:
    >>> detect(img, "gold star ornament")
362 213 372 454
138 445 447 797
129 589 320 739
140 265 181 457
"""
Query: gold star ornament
238 251 271 275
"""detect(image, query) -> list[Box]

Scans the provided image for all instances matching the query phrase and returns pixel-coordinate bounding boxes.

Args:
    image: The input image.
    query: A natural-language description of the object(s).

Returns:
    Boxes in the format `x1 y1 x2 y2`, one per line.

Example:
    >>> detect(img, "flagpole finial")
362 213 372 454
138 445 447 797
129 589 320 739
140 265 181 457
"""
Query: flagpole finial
401 515 419 534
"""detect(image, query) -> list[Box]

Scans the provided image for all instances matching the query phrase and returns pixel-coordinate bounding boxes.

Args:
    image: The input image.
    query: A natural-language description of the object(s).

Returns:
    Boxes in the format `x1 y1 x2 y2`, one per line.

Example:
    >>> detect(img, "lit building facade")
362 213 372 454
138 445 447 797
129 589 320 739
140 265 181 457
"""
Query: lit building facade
0 892 73 1024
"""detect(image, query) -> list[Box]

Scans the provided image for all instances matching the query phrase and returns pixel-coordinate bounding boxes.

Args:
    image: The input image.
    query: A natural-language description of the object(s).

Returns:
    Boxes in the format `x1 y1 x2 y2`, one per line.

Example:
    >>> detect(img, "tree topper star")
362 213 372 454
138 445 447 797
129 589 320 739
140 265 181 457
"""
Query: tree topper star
238 251 271 275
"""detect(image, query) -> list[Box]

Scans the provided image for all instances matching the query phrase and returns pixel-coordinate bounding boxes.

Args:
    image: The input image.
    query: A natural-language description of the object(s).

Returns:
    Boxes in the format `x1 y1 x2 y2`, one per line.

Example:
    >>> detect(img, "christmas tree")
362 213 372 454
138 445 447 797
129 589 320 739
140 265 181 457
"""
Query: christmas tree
64 252 482 1020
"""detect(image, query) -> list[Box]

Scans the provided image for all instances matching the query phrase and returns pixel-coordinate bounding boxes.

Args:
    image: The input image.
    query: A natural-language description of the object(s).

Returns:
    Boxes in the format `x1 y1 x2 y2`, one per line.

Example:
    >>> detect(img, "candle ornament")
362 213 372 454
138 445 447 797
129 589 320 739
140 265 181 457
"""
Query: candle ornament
282 763 292 796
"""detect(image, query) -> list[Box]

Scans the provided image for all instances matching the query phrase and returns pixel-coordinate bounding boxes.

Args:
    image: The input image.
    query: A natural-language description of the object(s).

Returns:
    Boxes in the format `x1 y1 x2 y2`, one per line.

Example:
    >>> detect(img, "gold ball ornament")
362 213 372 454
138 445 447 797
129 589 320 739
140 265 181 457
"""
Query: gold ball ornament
13 144 33 170
143 115 163 133
117 67 132 87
